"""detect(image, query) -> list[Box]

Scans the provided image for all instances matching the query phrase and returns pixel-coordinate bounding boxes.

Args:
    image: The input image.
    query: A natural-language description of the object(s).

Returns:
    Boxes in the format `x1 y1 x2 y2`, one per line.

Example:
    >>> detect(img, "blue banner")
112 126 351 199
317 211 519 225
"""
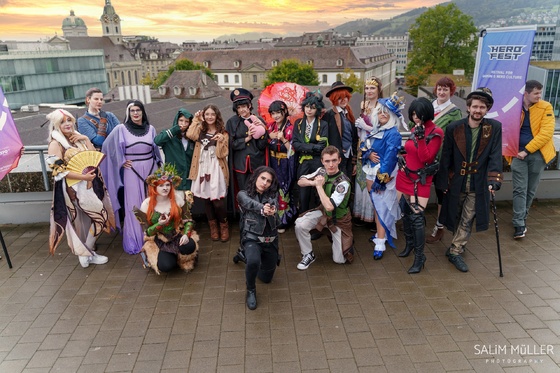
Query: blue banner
472 26 536 156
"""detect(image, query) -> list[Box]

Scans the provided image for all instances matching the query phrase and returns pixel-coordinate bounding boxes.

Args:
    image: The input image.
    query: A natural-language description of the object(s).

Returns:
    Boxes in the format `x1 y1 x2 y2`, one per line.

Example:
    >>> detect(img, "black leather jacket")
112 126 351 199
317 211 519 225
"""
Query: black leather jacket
237 190 280 236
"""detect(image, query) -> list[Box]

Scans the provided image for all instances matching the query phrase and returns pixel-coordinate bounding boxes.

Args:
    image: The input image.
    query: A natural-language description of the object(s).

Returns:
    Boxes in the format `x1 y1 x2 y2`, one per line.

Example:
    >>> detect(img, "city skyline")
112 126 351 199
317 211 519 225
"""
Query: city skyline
1 0 449 43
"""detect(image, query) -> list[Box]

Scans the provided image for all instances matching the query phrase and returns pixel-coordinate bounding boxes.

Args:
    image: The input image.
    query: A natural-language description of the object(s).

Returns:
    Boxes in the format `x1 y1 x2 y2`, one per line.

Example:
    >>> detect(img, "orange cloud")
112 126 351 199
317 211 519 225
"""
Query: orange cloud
1 0 449 42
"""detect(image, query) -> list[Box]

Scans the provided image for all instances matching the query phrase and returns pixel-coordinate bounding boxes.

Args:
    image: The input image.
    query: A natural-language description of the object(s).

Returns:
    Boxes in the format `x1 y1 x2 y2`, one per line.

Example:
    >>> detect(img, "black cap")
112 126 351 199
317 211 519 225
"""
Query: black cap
325 81 353 97
230 88 254 102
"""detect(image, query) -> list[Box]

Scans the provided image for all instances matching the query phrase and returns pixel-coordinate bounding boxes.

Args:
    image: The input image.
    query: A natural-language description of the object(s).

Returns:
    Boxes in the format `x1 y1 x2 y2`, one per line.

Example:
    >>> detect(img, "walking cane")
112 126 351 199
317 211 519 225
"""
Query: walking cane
490 191 503 277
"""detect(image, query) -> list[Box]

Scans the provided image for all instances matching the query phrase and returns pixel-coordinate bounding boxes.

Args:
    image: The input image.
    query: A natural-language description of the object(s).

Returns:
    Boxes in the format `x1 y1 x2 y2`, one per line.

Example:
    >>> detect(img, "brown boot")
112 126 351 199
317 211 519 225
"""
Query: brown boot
426 224 444 244
208 220 219 241
219 220 229 242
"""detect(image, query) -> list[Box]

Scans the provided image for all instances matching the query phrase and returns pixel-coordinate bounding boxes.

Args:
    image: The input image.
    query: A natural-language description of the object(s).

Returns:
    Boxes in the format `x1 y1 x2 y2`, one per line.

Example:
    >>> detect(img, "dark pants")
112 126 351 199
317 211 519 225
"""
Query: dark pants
297 157 322 213
235 171 251 193
243 238 278 290
157 239 196 273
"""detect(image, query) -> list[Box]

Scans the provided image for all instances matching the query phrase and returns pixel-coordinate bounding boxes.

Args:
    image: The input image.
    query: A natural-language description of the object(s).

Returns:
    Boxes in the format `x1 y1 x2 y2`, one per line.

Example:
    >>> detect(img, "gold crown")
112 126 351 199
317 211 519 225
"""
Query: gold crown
365 77 380 87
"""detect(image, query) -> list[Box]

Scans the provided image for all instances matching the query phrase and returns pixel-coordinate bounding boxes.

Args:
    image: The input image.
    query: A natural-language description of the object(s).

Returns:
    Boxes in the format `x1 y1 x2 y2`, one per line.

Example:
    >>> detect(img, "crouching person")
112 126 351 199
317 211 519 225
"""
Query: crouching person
295 146 354 270
237 166 281 310
134 165 199 274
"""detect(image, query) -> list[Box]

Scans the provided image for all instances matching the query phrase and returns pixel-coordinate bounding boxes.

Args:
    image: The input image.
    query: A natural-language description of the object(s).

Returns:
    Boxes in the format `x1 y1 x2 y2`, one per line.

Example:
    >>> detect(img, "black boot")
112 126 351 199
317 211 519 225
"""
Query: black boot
246 289 257 310
408 211 426 274
398 213 414 257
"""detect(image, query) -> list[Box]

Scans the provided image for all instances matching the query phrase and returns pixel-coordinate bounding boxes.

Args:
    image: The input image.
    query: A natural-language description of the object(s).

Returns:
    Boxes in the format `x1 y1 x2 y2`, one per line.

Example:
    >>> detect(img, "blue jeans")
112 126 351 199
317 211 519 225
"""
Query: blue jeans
511 152 546 228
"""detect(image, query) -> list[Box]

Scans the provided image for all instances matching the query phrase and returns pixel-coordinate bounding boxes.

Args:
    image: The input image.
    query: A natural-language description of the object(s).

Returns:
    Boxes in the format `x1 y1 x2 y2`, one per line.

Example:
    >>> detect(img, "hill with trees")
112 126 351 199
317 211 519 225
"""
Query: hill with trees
333 0 558 35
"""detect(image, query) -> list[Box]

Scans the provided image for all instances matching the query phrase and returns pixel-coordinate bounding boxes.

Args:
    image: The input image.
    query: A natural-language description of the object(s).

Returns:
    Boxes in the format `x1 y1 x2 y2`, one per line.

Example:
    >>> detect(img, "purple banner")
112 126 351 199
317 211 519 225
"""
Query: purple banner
0 88 23 181
472 26 536 156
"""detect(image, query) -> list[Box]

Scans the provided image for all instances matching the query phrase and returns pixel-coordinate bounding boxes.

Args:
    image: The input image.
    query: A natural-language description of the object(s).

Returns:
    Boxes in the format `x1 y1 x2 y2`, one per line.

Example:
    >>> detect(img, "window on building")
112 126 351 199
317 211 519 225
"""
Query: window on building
63 86 75 100
253 75 257 83
235 75 239 83
189 86 196 95
307 60 313 65
322 74 328 83
224 75 229 83
0 76 25 93
234 60 240 68
336 59 343 66
272 60 278 67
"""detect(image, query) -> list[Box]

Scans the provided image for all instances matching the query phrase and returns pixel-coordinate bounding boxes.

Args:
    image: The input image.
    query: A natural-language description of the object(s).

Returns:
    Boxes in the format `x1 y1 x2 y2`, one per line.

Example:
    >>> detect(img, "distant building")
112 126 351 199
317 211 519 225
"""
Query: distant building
100 0 122 45
177 46 396 92
61 10 88 37
60 1 143 89
154 70 223 100
275 31 359 48
132 40 183 81
0 49 107 110
532 24 556 61
356 34 409 75
63 37 142 89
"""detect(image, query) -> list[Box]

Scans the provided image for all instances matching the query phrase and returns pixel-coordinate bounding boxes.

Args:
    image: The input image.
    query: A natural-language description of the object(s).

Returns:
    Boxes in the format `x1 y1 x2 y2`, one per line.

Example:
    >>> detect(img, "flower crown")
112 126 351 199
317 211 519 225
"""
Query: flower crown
146 163 182 187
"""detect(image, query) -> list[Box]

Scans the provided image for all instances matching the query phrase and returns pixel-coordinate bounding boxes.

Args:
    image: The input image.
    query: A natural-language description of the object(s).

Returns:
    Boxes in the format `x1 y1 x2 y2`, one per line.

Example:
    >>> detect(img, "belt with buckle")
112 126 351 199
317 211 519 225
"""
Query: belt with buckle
257 236 276 243
460 161 478 176
270 150 288 159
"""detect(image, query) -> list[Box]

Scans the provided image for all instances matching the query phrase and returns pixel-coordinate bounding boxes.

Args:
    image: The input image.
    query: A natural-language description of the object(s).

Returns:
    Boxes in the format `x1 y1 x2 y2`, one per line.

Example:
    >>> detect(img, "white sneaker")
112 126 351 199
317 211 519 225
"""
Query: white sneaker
277 228 286 234
78 255 90 268
297 252 316 270
78 253 108 268
90 253 108 265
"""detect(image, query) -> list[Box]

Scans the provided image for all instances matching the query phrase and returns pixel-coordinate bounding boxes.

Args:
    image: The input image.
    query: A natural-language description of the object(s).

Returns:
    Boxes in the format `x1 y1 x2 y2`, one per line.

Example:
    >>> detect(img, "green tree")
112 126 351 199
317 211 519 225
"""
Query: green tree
151 59 214 89
341 68 363 94
263 59 319 87
405 3 477 95
140 72 154 86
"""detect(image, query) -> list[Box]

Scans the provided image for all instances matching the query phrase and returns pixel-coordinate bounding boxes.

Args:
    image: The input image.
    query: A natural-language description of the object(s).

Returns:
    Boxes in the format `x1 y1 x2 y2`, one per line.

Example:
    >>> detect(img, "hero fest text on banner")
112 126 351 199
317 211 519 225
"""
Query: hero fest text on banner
472 26 536 157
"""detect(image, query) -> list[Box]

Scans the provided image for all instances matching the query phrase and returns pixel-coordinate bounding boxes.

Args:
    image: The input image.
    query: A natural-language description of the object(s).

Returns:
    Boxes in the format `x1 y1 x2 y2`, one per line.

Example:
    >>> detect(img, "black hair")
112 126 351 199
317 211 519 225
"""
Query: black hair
245 166 279 199
268 100 288 115
233 99 252 114
408 97 434 123
301 92 325 116
125 100 149 126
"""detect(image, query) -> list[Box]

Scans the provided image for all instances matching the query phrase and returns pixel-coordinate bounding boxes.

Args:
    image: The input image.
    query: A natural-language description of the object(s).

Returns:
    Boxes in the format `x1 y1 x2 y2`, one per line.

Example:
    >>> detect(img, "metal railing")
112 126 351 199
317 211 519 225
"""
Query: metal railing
22 145 50 191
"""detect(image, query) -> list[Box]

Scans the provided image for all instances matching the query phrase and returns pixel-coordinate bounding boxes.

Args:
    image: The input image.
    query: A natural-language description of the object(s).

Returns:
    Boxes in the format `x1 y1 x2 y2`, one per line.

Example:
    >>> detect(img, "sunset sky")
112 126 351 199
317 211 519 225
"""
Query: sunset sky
1 0 450 43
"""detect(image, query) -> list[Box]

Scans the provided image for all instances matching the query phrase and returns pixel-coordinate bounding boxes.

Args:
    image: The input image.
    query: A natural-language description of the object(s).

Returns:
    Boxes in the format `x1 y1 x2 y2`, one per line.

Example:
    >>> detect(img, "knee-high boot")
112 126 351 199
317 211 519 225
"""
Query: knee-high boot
408 211 426 274
398 213 414 257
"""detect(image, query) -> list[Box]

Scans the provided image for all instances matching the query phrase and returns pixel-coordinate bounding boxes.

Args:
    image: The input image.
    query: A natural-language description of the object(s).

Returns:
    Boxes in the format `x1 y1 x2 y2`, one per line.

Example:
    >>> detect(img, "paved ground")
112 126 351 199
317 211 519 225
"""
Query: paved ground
1 200 560 373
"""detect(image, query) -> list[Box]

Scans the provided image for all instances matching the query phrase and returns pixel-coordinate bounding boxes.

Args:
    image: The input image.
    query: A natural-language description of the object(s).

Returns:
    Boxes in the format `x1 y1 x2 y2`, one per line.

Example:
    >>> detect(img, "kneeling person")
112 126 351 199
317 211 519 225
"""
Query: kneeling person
134 165 199 274
237 166 281 310
295 146 354 270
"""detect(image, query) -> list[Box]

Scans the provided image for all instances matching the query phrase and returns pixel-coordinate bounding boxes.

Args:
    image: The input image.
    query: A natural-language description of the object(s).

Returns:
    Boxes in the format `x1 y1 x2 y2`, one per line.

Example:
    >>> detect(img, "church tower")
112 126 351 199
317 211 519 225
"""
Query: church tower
100 0 122 44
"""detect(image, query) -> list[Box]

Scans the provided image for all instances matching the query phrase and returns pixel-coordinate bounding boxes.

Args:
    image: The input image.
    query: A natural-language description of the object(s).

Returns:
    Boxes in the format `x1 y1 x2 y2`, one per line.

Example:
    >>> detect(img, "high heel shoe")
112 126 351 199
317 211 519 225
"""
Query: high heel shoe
408 254 426 274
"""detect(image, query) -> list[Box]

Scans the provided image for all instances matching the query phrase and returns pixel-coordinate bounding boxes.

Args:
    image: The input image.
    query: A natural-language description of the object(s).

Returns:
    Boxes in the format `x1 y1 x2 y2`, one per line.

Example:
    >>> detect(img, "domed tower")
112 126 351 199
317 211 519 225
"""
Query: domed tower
62 10 88 37
100 0 122 44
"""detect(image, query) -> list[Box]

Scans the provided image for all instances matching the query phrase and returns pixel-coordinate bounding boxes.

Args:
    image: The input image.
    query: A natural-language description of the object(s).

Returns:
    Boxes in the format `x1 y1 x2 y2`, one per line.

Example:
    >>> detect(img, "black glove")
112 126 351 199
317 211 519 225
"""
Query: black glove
414 125 425 139
398 154 406 171
489 182 501 191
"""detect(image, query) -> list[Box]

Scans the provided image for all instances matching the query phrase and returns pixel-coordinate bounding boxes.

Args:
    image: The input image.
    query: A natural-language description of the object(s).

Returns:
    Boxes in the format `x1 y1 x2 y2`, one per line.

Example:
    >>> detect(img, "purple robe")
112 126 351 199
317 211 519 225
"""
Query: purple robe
101 124 162 254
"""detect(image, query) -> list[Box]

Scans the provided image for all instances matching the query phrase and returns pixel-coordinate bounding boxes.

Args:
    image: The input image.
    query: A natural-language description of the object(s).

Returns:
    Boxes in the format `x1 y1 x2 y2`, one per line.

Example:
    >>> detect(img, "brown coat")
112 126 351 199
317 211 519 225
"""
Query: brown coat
186 117 229 187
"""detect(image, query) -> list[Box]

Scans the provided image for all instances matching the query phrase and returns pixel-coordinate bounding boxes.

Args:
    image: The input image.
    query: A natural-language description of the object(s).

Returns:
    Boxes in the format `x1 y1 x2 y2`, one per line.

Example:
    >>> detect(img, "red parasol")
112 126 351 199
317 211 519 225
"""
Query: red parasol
258 82 309 125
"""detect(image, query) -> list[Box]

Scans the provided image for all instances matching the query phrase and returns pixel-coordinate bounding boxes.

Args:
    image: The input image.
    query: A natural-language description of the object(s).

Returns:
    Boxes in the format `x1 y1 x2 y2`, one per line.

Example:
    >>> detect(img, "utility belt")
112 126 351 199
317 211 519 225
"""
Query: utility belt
245 232 277 243
459 161 478 176
270 150 288 159
404 161 439 186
